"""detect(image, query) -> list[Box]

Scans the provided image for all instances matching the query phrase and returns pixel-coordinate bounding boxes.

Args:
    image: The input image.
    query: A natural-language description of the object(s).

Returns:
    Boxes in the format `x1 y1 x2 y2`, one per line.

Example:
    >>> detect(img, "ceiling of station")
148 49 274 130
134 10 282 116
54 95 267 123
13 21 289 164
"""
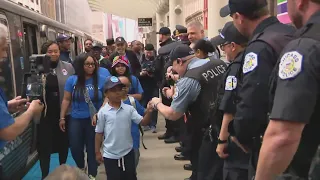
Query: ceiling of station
88 0 169 20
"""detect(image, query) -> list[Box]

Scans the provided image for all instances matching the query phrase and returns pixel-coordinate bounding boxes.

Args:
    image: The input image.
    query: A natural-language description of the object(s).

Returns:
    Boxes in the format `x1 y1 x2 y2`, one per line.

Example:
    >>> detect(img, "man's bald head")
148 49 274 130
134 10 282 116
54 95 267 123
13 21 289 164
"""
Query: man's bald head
187 21 205 43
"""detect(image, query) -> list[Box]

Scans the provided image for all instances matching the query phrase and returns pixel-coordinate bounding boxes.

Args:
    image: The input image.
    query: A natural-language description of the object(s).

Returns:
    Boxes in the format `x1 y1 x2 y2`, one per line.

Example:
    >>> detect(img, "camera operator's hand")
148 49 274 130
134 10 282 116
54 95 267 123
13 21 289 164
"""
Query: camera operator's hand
140 69 147 76
8 96 28 113
28 100 44 123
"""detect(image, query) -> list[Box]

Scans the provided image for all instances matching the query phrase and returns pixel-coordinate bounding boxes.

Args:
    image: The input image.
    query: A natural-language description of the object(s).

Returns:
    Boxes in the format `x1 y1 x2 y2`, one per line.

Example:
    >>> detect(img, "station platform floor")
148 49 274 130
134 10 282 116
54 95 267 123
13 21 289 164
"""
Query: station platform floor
23 115 191 180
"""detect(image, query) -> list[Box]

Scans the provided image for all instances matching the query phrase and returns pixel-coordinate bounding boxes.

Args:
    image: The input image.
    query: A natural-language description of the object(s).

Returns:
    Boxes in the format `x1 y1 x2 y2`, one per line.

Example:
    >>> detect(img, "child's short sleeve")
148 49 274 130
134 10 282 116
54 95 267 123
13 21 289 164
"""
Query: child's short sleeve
95 110 106 133
65 76 75 92
131 106 143 124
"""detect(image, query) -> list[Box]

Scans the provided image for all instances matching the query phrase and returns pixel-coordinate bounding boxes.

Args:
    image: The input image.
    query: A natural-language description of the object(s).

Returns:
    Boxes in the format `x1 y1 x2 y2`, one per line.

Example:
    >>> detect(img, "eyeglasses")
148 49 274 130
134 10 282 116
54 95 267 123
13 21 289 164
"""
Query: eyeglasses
84 63 96 67
220 42 231 50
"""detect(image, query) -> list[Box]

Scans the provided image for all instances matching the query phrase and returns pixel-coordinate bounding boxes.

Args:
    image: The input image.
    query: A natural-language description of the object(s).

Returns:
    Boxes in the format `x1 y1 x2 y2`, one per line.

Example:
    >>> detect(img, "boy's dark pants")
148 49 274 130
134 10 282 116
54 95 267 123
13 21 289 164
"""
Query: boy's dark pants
104 150 137 180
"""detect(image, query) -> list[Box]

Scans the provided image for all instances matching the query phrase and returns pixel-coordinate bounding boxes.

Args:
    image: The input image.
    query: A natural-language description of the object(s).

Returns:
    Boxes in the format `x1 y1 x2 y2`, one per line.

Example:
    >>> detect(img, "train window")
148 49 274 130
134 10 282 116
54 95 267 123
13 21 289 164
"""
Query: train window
23 23 38 58
0 18 14 99
48 28 56 41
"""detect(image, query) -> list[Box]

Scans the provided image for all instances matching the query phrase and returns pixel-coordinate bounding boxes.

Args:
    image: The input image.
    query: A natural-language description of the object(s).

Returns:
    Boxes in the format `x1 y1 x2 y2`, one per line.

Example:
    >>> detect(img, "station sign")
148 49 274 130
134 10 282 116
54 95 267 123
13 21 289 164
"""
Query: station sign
138 18 152 27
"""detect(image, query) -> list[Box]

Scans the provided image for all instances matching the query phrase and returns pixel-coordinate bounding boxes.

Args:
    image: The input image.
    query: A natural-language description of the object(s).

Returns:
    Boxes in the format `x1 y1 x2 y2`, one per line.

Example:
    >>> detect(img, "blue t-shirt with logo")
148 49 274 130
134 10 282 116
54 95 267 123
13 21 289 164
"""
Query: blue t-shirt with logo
65 75 106 119
128 75 144 95
123 98 145 149
98 67 111 78
0 88 14 149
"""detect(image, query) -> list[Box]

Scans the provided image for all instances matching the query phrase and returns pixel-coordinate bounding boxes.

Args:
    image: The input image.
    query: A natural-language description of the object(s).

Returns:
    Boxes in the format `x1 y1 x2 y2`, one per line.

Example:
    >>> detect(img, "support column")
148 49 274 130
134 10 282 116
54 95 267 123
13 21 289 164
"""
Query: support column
207 0 231 38
169 0 184 32
156 12 165 50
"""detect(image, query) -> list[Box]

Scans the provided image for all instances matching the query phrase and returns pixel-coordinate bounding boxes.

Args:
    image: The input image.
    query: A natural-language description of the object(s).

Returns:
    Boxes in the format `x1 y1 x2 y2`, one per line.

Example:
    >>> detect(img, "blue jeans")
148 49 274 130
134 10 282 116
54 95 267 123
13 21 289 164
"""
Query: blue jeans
69 117 98 176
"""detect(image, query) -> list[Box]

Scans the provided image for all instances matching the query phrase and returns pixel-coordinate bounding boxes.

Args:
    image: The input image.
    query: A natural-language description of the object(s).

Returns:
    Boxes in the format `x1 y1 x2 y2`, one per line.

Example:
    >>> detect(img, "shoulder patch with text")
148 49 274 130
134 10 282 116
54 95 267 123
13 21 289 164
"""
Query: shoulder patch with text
243 52 258 74
173 86 179 99
278 51 303 80
225 76 237 91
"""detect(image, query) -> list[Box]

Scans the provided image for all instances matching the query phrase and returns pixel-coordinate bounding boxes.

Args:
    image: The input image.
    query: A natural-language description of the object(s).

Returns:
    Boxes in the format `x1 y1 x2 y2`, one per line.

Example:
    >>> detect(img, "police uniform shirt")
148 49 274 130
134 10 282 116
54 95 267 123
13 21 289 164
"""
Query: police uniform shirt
270 11 320 177
170 59 208 113
232 17 294 145
219 52 250 170
219 53 242 114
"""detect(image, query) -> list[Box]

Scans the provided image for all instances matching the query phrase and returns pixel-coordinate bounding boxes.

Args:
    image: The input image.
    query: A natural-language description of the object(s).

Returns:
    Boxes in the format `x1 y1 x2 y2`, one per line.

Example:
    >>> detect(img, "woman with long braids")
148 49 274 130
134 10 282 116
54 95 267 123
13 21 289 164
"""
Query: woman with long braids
37 41 74 179
60 53 105 180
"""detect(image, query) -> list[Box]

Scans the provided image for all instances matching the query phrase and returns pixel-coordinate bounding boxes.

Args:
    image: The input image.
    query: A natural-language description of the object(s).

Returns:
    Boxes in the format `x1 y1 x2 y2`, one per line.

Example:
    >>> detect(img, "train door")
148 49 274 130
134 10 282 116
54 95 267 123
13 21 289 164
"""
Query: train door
0 14 16 100
23 22 38 71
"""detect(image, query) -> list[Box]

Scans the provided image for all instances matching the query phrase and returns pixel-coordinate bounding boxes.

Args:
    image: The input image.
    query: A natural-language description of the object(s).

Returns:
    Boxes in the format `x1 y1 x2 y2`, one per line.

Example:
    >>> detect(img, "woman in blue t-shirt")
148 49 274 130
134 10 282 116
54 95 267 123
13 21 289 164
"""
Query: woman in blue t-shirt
60 53 105 180
111 56 144 100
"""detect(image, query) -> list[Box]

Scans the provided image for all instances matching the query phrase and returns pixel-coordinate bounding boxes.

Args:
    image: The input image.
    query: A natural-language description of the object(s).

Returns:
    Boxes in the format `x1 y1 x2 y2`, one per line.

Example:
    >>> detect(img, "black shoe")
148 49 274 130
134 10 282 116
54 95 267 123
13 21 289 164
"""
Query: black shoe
158 133 171 140
164 136 179 144
174 154 189 161
175 146 182 153
183 164 192 171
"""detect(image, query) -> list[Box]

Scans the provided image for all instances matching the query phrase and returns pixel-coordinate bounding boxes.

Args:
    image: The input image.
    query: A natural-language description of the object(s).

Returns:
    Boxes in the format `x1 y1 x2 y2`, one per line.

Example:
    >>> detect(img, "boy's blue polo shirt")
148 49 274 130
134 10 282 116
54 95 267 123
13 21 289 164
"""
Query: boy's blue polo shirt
95 102 143 159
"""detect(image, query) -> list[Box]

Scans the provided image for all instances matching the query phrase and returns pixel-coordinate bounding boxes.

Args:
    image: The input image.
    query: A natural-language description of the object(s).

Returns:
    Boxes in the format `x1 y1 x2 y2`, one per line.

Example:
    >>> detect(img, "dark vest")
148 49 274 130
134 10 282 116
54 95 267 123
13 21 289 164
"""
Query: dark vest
184 60 227 132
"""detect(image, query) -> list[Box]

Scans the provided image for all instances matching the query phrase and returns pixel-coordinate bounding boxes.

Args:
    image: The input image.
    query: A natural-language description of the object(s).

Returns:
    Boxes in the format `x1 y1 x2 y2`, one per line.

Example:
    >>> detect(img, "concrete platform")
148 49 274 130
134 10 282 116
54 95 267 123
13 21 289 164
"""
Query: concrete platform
96 115 191 180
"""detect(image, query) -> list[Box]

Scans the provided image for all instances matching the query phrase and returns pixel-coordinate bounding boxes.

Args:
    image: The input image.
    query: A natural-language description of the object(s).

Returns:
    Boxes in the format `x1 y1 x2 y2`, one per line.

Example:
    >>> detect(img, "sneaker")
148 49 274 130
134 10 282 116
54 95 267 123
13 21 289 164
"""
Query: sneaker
151 126 157 133
88 175 96 180
143 126 151 131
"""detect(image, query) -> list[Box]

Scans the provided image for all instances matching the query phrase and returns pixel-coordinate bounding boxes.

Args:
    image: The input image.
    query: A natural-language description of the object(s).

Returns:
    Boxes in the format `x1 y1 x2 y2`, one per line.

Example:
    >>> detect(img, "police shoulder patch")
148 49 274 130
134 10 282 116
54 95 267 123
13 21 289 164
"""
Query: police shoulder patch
278 51 303 80
225 76 237 91
243 52 258 74
173 86 179 99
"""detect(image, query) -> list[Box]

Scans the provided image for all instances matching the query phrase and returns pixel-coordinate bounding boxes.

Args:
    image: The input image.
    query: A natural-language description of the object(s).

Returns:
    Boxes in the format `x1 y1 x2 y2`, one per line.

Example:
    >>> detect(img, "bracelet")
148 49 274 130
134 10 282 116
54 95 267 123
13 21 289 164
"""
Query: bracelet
154 102 161 110
59 118 65 121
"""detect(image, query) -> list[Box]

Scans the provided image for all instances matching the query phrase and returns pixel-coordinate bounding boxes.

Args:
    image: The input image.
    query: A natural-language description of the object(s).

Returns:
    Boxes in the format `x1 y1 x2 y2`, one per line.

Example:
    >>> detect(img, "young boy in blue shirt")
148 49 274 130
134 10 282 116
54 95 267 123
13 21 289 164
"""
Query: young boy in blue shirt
118 76 145 169
95 76 153 180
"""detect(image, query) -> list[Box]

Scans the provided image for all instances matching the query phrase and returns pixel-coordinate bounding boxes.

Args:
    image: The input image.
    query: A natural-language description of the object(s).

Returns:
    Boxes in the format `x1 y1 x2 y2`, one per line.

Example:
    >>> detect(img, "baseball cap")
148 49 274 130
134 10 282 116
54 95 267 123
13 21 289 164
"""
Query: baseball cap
56 34 72 42
92 43 103 50
157 27 171 35
112 56 129 68
104 76 124 91
211 21 248 46
115 37 126 44
220 0 268 17
169 44 195 61
145 44 155 51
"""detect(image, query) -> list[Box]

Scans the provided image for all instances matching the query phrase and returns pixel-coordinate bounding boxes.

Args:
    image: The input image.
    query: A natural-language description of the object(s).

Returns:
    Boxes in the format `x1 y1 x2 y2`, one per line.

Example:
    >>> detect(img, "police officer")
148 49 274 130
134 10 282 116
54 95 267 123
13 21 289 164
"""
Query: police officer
255 1 320 179
212 22 250 180
155 27 182 143
0 24 44 150
150 44 227 180
220 0 295 178
175 25 190 45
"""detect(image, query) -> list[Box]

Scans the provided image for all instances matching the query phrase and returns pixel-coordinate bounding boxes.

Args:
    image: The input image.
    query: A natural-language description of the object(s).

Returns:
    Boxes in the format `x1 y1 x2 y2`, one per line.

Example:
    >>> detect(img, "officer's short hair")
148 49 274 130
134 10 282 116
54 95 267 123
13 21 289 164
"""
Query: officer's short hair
244 6 269 20
0 23 8 45
44 164 89 180
187 20 204 30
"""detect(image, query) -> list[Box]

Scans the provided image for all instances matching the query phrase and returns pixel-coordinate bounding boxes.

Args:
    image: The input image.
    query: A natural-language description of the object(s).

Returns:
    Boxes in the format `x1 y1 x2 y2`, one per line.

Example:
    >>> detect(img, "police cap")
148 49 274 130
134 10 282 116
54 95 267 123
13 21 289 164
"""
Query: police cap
220 0 268 17
211 21 248 46
175 25 187 34
170 44 195 61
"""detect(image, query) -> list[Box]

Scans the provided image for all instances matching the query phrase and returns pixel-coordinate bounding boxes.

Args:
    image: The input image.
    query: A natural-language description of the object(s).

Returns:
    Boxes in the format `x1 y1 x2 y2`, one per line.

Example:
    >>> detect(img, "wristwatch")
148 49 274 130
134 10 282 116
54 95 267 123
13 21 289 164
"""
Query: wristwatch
217 138 228 144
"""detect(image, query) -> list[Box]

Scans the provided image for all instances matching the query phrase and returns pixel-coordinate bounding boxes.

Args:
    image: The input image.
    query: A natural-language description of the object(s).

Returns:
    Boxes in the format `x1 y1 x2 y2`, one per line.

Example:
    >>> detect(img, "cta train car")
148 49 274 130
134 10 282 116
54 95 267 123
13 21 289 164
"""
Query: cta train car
0 1 102 179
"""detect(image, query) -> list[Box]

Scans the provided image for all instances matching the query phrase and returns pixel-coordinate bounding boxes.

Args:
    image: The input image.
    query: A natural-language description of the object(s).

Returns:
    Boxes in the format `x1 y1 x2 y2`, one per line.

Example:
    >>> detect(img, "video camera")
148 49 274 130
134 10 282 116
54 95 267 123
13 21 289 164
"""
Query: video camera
21 54 50 102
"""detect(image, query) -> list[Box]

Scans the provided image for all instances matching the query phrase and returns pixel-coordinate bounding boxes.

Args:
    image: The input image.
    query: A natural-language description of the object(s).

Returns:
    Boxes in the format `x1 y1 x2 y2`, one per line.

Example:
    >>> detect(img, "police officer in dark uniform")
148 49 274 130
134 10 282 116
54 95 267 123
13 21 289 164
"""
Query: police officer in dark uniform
255 0 320 179
150 44 227 180
155 27 181 143
175 25 190 45
220 0 296 178
211 22 250 180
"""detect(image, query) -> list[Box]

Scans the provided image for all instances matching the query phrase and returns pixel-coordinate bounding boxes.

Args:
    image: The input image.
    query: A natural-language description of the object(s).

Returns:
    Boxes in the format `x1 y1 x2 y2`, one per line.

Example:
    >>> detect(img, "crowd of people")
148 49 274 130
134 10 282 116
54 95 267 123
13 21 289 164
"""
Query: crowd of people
0 0 320 180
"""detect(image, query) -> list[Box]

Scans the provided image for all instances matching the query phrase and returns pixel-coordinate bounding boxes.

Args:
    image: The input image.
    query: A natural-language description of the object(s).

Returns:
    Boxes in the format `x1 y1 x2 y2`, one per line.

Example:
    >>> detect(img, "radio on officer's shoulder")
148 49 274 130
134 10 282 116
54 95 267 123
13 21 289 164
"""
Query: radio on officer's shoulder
21 54 50 102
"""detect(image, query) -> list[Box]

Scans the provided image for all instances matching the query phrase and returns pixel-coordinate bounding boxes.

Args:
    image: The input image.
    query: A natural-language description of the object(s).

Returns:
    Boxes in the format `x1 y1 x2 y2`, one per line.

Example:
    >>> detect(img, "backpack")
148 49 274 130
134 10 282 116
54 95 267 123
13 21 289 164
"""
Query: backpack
128 96 147 149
